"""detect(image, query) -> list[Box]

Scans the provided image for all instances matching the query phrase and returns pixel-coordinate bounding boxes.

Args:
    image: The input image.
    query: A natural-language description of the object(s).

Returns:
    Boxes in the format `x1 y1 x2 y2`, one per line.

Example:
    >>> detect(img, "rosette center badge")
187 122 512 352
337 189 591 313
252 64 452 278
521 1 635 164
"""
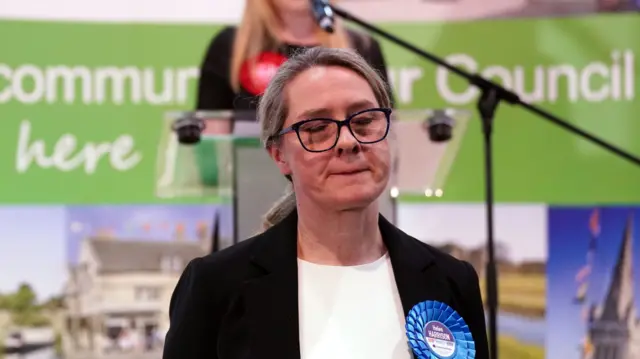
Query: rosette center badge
405 300 476 359
424 321 456 357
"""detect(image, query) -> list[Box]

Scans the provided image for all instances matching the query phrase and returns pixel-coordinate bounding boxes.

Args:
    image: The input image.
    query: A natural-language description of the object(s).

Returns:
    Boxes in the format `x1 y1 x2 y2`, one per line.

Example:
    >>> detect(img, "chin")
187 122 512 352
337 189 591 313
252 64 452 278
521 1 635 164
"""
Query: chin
330 187 384 210
282 1 309 13
321 172 388 209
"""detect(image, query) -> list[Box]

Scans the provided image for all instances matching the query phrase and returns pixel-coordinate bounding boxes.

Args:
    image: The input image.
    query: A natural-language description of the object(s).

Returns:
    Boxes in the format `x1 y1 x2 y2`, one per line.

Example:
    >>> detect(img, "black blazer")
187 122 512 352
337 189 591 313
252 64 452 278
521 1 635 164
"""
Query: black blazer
163 211 489 359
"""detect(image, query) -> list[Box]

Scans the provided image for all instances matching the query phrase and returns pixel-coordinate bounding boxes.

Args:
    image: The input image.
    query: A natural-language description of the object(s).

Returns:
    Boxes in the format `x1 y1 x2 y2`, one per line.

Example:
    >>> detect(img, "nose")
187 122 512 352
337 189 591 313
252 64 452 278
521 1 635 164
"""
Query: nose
335 124 360 155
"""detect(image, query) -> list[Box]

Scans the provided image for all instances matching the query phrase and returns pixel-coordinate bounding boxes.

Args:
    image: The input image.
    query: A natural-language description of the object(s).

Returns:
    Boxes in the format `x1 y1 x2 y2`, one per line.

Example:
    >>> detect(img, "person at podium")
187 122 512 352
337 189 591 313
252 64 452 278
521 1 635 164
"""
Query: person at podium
163 48 489 359
196 0 393 134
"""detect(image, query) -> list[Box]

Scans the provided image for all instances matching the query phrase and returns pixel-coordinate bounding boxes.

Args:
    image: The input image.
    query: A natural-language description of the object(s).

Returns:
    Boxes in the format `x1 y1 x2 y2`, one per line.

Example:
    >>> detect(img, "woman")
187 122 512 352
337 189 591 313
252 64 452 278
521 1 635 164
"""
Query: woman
163 48 489 359
196 0 393 114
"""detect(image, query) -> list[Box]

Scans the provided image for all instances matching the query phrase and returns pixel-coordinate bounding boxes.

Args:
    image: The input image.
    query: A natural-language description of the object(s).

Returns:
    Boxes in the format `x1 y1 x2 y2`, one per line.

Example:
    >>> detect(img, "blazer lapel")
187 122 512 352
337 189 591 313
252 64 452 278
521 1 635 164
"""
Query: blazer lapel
379 215 455 317
242 212 301 359
222 213 453 359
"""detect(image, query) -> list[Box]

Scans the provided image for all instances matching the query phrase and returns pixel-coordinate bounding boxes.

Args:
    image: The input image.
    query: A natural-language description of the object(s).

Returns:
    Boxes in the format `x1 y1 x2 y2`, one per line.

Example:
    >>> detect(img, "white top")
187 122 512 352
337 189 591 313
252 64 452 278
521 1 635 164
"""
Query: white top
297 253 413 359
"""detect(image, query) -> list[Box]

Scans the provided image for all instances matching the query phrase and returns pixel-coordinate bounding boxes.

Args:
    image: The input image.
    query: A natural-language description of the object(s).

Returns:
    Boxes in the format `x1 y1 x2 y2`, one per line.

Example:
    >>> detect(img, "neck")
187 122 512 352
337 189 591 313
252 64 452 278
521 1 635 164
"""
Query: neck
277 11 319 45
297 203 386 266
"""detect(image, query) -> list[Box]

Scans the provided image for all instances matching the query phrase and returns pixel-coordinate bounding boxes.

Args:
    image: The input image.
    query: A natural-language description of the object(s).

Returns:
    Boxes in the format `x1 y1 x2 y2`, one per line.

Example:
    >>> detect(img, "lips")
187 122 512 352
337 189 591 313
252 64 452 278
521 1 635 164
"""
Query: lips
332 169 368 176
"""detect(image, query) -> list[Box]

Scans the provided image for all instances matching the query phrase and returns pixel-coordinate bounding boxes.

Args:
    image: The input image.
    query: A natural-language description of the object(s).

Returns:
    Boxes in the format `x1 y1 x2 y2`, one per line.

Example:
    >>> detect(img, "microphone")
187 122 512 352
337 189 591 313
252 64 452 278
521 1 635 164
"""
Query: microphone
310 0 335 33
424 110 454 143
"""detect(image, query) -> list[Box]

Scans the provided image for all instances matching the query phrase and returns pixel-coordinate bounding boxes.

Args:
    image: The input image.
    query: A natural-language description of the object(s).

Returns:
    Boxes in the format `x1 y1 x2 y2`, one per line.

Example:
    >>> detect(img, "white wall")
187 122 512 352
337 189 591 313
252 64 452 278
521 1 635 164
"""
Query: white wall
1 0 598 23
0 0 246 22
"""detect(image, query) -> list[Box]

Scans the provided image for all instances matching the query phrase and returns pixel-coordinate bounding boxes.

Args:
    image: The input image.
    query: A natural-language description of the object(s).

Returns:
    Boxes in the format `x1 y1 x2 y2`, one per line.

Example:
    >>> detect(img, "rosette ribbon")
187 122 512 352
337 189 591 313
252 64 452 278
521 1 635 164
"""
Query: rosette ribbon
406 300 475 359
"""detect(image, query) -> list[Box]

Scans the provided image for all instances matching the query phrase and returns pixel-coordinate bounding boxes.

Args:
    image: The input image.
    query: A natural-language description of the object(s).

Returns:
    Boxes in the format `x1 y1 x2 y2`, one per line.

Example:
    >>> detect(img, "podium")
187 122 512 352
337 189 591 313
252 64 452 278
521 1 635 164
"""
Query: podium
156 109 471 249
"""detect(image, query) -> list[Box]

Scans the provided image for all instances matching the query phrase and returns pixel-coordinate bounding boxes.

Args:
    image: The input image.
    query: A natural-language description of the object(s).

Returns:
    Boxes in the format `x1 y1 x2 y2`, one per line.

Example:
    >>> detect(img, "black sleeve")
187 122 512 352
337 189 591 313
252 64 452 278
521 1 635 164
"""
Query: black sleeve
163 258 217 359
365 37 397 107
462 261 490 359
196 27 237 110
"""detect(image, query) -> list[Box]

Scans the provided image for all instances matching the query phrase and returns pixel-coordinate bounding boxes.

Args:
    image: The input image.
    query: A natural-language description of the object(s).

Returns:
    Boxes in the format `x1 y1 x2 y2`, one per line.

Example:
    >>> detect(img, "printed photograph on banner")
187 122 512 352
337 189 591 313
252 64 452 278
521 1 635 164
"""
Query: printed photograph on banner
397 203 546 359
0 207 66 359
546 206 640 359
338 0 639 22
62 204 232 359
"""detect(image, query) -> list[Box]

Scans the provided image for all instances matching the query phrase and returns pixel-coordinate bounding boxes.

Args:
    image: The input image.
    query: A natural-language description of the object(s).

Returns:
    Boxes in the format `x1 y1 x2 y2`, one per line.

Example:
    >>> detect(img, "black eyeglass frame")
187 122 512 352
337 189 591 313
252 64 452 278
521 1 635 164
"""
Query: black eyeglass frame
271 107 393 153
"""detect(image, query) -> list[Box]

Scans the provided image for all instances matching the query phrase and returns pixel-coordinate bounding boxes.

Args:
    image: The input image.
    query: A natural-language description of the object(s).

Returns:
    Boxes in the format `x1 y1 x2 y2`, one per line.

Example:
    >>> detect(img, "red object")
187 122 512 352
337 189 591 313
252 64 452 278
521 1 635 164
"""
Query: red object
589 208 600 237
240 52 288 95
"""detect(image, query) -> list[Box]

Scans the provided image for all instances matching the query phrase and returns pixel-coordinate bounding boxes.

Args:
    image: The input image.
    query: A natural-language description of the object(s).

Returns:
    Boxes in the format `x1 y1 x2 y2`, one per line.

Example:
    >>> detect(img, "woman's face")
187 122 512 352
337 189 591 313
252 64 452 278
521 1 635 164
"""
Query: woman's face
269 65 390 211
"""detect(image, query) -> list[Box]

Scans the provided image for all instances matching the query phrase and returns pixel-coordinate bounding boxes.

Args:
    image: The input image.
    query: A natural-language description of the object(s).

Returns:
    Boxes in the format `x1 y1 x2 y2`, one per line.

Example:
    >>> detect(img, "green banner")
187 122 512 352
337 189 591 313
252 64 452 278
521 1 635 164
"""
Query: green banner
0 11 638 359
0 21 210 203
385 14 640 203
0 14 638 204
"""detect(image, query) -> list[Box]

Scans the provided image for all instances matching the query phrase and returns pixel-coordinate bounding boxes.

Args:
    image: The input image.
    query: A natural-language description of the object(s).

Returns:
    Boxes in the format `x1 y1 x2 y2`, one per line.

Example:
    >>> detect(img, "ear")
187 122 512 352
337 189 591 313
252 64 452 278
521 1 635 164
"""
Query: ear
267 143 292 178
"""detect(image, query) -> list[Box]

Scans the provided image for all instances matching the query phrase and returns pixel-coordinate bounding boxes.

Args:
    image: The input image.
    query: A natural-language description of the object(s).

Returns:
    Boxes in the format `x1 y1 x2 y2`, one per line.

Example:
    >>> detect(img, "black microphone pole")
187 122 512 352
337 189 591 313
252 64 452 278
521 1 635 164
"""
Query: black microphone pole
327 5 640 359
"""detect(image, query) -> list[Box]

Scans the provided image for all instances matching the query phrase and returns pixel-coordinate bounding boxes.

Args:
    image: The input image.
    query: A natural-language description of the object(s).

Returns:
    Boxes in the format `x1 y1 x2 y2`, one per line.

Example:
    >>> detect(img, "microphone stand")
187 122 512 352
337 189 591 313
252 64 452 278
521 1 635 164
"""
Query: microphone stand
328 5 640 359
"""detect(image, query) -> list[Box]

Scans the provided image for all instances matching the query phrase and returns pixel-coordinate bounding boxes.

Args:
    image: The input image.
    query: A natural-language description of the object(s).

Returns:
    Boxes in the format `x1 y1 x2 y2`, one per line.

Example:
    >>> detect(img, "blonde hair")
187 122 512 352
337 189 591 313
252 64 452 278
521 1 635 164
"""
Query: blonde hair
230 0 351 92
257 47 392 229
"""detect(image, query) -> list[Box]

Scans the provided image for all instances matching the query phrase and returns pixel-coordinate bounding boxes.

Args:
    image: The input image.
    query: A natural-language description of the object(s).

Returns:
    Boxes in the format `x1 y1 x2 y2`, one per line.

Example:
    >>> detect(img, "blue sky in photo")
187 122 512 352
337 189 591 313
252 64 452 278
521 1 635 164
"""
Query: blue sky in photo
66 205 233 264
546 206 640 359
0 206 66 302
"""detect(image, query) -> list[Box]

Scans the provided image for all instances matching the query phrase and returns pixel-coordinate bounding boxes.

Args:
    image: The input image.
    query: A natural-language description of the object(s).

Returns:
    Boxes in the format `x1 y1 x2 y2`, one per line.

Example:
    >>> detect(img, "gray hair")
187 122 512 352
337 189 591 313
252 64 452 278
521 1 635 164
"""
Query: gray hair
257 47 392 230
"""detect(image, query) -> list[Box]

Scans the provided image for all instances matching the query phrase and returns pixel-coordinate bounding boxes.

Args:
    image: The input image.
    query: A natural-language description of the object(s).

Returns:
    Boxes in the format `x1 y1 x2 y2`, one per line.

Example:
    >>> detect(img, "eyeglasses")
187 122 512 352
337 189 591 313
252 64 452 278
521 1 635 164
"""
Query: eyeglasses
274 108 392 153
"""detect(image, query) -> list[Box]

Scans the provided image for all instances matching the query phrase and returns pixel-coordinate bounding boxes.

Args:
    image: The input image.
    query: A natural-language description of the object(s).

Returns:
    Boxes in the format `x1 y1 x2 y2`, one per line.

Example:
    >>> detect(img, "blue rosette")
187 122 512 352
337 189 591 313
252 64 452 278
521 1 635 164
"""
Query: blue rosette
405 300 475 359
